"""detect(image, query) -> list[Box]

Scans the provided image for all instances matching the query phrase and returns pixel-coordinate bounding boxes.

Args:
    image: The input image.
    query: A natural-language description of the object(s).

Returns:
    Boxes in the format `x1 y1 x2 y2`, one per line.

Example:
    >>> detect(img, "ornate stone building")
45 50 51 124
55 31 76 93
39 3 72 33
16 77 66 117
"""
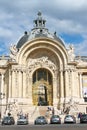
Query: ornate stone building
0 12 87 118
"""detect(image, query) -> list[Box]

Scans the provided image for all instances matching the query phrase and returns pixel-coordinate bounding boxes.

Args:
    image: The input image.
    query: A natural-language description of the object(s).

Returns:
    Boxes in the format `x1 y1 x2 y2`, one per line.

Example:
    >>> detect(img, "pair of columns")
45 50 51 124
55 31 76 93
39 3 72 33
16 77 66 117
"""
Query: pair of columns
53 69 75 107
9 70 31 98
59 69 74 98
59 70 83 101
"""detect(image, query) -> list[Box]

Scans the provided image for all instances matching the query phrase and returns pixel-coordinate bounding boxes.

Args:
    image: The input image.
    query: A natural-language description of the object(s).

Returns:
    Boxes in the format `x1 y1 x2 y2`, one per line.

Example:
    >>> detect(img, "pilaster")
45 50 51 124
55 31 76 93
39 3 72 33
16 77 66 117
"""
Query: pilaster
12 70 15 97
79 72 83 98
53 77 58 107
1 73 4 94
9 70 12 98
18 71 23 98
64 69 69 97
23 71 26 98
59 70 64 98
28 77 33 105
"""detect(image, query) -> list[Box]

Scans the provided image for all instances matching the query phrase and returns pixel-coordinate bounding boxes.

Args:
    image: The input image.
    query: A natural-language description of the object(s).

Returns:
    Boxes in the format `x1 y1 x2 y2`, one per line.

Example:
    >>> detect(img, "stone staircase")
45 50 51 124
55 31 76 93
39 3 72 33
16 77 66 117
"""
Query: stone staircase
28 106 39 123
29 106 49 123
39 106 47 116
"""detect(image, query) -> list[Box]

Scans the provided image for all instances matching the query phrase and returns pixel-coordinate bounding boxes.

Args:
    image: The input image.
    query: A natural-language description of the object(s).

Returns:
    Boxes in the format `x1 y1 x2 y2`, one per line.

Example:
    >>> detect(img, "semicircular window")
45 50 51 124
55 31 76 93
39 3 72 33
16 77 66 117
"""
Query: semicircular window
33 68 52 84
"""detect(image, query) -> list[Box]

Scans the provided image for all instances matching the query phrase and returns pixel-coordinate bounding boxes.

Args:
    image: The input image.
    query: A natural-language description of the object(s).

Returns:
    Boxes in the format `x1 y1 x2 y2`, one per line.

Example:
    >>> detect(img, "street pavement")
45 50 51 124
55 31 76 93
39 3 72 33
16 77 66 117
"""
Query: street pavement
0 124 87 130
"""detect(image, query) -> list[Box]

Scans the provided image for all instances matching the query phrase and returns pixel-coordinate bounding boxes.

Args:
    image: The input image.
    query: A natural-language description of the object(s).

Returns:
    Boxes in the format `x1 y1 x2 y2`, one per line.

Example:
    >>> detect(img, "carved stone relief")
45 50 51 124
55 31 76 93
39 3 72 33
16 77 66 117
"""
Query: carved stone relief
67 45 75 62
10 44 18 60
28 56 57 74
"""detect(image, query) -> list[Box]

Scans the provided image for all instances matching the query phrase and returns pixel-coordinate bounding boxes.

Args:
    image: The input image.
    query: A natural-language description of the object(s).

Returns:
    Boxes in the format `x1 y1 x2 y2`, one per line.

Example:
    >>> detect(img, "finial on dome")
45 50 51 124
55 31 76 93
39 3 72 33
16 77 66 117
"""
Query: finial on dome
37 11 42 16
33 11 46 28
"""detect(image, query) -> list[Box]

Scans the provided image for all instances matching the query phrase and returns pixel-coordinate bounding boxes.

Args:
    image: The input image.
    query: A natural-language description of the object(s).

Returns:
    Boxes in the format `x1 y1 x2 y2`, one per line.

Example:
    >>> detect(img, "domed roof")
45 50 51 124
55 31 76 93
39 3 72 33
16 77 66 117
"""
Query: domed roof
16 31 29 48
16 12 65 49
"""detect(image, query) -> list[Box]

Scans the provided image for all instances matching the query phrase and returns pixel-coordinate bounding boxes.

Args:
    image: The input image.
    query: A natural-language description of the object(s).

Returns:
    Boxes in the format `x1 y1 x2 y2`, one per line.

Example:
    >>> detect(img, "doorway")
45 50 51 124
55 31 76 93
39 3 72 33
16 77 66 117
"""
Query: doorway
38 85 48 106
32 68 53 106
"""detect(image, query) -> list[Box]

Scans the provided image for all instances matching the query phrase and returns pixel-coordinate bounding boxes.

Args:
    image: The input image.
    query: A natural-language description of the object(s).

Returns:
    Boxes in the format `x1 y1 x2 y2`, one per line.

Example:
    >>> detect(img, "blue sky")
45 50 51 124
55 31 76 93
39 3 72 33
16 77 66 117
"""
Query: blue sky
0 0 87 56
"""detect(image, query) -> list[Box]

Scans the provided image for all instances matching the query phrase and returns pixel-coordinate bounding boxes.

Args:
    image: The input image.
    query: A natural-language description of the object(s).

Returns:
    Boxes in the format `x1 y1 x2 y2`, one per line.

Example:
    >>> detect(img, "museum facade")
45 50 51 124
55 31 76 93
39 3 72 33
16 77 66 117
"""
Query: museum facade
0 12 87 117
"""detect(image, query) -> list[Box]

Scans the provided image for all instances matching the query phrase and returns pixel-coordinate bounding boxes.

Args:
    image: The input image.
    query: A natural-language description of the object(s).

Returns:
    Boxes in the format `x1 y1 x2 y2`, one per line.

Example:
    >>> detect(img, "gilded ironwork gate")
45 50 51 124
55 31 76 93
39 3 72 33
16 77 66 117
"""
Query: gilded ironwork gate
32 68 53 106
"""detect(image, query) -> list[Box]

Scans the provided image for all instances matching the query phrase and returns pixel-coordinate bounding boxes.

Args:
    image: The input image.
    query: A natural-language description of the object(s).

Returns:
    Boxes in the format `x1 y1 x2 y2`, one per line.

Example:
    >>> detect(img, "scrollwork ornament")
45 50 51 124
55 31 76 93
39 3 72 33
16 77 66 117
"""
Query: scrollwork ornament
28 56 57 74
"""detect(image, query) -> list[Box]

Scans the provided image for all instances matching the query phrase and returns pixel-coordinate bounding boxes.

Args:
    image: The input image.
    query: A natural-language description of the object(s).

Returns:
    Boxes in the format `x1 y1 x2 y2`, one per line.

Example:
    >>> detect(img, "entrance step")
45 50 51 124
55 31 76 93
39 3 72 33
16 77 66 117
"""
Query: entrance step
29 106 40 121
39 106 47 116
29 106 50 123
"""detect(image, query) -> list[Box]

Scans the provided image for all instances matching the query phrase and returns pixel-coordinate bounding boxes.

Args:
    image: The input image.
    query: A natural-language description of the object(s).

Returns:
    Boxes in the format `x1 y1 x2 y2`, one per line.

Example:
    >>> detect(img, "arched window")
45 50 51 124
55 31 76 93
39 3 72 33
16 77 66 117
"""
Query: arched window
33 68 52 84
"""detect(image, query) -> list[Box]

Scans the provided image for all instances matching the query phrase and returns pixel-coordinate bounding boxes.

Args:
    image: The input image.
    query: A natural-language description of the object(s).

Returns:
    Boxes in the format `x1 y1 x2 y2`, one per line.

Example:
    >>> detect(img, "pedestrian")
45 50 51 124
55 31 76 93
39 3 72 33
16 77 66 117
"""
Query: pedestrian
52 107 54 115
78 112 82 119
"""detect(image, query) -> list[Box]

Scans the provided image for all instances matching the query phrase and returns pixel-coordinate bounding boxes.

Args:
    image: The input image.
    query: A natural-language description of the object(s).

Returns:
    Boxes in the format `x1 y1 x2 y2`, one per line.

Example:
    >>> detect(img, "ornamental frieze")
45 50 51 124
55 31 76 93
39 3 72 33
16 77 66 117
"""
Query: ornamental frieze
28 56 57 74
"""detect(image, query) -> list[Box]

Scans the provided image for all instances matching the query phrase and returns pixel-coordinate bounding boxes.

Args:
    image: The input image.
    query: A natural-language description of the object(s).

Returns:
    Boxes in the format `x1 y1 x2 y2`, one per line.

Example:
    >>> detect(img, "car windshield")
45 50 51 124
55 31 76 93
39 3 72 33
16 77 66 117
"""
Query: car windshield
4 116 11 120
19 115 26 119
38 116 45 119
52 115 59 118
65 115 73 118
82 114 87 118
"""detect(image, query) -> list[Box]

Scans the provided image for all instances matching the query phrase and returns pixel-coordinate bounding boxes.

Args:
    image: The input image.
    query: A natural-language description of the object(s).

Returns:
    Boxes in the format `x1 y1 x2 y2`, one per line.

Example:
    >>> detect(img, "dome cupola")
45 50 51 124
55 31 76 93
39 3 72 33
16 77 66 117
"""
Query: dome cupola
34 11 46 29
16 12 65 49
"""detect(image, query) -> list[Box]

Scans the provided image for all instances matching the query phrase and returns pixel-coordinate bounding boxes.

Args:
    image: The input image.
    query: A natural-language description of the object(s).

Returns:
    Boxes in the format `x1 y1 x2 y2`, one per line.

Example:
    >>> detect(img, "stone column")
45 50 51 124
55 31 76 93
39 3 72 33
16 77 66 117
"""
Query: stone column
15 71 18 97
0 73 5 118
28 77 32 97
71 69 75 97
1 74 4 94
60 70 64 98
59 70 64 110
28 77 32 105
9 70 12 98
64 70 69 97
53 77 58 107
18 71 23 98
12 70 15 97
79 72 83 98
71 70 73 97
23 71 26 98
68 70 71 97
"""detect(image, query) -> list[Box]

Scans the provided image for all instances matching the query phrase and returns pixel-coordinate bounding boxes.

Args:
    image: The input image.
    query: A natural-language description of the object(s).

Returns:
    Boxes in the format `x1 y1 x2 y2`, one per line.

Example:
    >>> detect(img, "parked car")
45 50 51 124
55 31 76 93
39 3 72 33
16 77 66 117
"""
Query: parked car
64 115 76 124
80 114 87 123
2 116 15 125
17 115 29 125
50 115 61 124
34 116 48 125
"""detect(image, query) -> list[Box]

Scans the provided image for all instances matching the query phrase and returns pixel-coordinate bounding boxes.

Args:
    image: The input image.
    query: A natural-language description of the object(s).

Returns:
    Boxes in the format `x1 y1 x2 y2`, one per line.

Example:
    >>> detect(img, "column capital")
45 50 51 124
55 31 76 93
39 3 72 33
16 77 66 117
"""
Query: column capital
59 69 63 73
78 72 83 75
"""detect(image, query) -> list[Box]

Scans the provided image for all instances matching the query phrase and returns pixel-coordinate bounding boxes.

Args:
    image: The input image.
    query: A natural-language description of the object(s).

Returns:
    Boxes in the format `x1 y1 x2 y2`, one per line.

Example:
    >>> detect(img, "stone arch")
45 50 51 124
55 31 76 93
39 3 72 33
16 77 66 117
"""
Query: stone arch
26 56 61 106
16 37 68 107
16 38 68 67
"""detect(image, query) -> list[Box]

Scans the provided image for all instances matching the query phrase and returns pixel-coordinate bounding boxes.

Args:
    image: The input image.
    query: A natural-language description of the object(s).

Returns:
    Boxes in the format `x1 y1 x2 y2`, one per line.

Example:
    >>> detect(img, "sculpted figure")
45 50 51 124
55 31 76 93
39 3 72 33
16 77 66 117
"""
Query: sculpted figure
10 44 18 60
68 45 75 61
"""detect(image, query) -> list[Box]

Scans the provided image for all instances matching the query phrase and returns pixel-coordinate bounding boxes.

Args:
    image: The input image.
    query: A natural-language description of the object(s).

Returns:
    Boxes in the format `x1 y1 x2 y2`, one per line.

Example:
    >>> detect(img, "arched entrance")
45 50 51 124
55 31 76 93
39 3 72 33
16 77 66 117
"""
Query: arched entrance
32 68 53 106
